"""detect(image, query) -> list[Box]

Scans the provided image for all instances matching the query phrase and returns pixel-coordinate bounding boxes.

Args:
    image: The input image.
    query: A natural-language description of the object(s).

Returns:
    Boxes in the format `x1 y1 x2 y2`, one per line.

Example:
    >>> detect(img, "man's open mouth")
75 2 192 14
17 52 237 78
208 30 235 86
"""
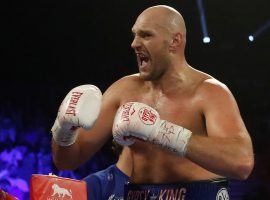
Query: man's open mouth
137 53 149 69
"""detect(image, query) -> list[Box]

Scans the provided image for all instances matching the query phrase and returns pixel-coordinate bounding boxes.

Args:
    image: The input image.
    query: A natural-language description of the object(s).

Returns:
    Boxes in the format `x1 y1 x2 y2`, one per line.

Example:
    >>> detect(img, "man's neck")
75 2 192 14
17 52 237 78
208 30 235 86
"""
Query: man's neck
150 60 191 94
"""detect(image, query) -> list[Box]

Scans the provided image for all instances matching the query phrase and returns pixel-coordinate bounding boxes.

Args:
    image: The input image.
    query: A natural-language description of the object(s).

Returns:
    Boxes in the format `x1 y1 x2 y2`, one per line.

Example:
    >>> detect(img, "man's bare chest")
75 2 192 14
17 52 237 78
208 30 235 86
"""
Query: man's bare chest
120 91 206 134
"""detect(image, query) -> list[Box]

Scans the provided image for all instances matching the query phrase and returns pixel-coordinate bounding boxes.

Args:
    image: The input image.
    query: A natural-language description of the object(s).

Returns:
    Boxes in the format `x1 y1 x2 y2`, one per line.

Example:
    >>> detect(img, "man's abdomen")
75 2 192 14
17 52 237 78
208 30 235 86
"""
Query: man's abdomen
130 141 222 184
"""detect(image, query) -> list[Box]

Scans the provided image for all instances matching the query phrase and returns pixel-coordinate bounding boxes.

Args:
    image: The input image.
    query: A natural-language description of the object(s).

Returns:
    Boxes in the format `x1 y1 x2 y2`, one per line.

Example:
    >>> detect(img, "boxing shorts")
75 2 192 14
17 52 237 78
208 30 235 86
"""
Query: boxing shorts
124 178 230 200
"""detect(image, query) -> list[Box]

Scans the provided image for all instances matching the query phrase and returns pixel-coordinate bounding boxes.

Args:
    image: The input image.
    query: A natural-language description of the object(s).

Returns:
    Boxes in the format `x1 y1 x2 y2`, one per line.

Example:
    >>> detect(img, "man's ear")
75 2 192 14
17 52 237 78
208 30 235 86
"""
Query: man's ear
169 33 183 52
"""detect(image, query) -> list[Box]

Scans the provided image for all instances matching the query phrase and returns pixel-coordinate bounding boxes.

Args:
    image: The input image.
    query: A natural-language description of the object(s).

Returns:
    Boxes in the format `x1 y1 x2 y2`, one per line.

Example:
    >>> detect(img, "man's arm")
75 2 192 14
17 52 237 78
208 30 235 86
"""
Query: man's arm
52 83 121 170
186 79 254 180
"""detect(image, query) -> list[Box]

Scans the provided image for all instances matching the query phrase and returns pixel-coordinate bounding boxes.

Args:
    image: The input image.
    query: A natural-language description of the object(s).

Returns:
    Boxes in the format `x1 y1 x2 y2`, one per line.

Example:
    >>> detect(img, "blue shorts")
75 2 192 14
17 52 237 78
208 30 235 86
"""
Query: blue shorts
124 179 230 200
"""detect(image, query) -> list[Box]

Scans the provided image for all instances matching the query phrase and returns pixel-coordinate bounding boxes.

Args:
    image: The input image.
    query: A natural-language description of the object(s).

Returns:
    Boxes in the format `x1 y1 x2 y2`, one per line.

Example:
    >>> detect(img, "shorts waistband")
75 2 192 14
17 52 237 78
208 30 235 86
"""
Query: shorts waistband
124 179 230 200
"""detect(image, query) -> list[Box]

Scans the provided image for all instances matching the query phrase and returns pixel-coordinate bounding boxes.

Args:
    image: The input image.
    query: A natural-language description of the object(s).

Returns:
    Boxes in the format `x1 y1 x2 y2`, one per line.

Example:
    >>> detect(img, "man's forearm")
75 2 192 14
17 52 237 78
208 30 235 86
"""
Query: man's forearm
52 140 82 170
186 134 254 180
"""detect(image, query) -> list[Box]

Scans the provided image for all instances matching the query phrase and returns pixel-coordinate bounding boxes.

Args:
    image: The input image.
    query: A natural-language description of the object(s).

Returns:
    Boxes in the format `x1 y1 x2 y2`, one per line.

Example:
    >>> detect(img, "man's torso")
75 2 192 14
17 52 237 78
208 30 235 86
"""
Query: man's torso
116 71 223 183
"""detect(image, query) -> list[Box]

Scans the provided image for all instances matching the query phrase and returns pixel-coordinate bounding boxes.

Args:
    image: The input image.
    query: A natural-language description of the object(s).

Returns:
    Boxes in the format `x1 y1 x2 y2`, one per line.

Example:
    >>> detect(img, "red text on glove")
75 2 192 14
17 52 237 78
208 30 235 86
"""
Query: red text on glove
65 92 83 116
139 108 157 125
121 103 133 122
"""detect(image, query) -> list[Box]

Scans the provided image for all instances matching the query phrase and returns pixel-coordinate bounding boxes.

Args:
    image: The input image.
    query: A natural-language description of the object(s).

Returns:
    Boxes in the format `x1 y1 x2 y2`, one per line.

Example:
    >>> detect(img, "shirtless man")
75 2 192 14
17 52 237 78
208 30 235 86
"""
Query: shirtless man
51 5 254 200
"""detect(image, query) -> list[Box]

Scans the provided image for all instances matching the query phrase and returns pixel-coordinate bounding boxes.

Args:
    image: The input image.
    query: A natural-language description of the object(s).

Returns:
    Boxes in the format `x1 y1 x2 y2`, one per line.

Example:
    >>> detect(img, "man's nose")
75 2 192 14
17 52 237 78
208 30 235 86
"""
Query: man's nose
131 36 141 49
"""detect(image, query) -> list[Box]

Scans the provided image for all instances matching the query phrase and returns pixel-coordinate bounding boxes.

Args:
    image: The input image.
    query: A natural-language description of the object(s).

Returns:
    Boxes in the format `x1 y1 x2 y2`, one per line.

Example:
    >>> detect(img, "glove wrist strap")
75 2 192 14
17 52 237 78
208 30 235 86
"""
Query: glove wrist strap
52 120 78 146
150 120 192 156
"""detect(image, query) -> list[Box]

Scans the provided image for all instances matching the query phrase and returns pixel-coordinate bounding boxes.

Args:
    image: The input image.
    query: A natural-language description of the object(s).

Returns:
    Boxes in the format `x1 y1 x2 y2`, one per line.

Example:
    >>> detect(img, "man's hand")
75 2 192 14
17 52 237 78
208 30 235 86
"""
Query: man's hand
51 85 102 146
112 102 192 156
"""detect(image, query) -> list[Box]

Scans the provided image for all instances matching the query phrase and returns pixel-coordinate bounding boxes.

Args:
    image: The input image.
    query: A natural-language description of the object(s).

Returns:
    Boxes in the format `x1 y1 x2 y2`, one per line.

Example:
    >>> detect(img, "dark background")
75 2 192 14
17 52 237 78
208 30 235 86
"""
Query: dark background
1 0 270 199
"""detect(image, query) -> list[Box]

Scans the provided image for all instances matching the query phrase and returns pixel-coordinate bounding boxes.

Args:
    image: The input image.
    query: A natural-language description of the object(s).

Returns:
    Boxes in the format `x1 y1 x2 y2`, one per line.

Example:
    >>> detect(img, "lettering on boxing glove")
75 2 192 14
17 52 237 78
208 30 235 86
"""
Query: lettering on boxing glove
150 120 192 156
65 91 84 116
52 85 102 146
112 102 192 156
112 102 136 146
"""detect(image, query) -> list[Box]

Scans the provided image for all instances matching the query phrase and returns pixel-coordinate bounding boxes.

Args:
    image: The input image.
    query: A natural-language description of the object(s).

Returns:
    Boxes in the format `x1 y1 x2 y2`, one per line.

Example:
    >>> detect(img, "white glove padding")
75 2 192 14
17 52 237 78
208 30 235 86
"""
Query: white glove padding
52 85 102 146
112 102 192 156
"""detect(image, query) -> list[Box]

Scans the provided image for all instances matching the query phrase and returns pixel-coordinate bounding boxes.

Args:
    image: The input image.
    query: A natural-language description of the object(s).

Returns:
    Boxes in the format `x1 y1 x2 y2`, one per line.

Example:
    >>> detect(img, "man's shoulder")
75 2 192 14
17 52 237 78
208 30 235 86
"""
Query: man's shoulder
196 77 232 102
106 73 143 92
115 73 142 85
200 78 229 91
190 68 227 94
84 165 116 183
102 74 143 105
93 164 116 176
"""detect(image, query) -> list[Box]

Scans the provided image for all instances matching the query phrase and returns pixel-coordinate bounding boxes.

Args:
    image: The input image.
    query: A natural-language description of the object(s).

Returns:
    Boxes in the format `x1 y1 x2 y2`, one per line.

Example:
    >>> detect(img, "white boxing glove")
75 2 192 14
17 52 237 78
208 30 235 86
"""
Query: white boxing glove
52 85 102 146
112 102 192 156
112 102 136 146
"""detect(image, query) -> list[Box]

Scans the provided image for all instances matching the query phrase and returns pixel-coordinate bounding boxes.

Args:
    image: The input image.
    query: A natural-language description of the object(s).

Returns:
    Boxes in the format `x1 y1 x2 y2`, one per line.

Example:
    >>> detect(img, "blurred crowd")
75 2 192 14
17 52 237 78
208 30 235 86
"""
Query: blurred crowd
0 104 114 199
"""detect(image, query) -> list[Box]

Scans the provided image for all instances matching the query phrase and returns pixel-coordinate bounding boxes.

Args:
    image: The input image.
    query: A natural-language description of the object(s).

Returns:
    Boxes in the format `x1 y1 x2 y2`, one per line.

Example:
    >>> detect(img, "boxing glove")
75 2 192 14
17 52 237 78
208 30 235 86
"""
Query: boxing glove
52 85 102 146
112 102 192 156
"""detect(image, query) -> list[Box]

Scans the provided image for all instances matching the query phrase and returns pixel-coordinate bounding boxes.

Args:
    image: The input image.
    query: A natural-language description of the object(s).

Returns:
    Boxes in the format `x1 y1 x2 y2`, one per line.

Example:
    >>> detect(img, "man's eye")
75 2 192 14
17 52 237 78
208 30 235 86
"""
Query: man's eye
141 33 151 38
